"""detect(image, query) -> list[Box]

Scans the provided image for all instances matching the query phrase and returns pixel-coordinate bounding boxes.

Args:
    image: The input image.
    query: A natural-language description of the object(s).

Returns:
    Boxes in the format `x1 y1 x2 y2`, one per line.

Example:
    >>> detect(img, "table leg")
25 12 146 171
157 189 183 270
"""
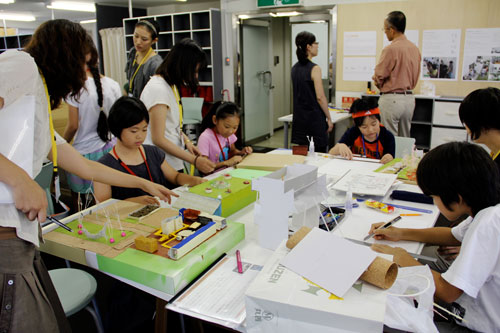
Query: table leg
155 297 168 333
283 121 289 149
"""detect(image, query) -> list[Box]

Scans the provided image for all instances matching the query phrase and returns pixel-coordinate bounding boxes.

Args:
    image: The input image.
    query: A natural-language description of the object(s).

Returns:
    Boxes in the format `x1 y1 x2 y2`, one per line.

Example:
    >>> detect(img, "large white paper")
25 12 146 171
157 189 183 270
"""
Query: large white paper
383 29 419 48
343 56 376 81
0 95 35 203
172 256 261 325
332 170 397 196
281 228 376 297
421 29 461 81
461 28 500 82
344 31 377 56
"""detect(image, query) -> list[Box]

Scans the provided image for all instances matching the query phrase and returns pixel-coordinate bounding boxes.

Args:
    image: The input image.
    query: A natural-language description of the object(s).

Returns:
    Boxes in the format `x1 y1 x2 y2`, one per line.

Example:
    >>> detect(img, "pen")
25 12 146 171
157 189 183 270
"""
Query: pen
363 215 401 241
47 216 73 232
236 250 243 274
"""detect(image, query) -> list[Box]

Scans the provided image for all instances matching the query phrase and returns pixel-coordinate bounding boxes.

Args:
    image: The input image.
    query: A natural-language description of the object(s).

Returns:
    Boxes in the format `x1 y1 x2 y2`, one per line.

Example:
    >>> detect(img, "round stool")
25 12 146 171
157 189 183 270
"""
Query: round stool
49 268 104 333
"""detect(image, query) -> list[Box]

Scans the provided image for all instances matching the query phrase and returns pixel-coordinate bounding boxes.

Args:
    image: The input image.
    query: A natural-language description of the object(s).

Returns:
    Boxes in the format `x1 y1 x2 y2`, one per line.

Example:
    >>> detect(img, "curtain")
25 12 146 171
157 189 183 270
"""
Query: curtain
99 27 127 91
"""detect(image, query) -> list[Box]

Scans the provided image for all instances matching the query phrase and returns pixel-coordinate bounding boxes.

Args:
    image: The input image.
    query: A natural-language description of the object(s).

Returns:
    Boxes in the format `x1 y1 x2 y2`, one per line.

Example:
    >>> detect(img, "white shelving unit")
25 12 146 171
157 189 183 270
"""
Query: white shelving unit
122 9 222 99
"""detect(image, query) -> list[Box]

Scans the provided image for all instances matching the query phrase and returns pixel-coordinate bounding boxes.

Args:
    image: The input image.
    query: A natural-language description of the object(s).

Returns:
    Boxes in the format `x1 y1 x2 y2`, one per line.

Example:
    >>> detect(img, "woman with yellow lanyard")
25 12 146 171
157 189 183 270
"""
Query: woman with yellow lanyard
0 20 176 333
459 87 500 172
125 20 163 98
141 38 216 174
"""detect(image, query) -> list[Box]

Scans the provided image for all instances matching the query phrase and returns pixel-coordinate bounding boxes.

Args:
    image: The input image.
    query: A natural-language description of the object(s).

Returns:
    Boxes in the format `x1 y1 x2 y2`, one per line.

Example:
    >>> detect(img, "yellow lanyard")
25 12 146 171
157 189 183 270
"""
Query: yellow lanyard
492 150 500 161
129 47 153 93
172 85 183 128
40 72 61 202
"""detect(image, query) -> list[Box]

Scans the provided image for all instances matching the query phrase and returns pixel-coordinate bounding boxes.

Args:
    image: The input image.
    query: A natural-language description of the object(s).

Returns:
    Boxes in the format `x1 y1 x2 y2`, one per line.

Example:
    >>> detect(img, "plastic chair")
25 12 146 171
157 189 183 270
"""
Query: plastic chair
34 161 55 215
181 97 204 125
394 136 416 158
49 268 104 333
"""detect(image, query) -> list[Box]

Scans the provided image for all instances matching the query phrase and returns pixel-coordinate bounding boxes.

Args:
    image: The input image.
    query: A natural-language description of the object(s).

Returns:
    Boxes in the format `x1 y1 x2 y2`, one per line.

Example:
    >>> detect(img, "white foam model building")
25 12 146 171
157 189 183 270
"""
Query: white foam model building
252 164 328 250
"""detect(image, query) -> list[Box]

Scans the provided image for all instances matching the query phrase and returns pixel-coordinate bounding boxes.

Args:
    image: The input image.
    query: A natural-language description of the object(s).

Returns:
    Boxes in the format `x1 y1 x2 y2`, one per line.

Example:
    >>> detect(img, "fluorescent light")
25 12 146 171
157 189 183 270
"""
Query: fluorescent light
80 19 96 24
0 13 35 21
311 20 326 23
269 11 302 17
0 0 15 4
47 1 95 12
238 14 250 20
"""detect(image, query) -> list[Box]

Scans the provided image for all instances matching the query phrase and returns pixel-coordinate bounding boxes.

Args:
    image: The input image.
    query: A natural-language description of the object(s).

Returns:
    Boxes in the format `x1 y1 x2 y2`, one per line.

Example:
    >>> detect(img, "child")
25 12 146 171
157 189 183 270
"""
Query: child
197 101 252 170
459 87 500 171
95 96 205 204
369 142 500 332
329 98 395 164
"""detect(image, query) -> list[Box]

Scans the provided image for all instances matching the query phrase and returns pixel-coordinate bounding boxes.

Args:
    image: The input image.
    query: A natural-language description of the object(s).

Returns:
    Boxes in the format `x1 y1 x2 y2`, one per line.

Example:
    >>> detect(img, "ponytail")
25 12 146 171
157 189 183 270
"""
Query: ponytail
90 65 109 142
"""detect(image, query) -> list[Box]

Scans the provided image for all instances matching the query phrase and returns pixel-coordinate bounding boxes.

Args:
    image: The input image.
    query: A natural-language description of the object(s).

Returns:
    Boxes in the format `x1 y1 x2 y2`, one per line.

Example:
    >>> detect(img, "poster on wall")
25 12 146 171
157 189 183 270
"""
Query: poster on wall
343 57 376 81
344 31 376 56
421 29 461 81
383 30 419 48
461 28 500 82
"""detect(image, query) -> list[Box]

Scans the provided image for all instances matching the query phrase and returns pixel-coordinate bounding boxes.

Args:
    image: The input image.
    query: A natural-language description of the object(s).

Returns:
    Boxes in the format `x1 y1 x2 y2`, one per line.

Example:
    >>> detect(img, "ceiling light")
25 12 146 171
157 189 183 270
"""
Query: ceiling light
47 1 95 12
238 15 250 20
0 0 15 4
269 11 302 17
311 20 326 23
80 19 96 24
0 13 35 21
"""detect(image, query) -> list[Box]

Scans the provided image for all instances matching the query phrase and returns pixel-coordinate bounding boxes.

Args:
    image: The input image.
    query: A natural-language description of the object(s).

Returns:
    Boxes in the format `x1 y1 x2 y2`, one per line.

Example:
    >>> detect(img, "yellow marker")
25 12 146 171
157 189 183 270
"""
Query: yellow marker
400 213 422 217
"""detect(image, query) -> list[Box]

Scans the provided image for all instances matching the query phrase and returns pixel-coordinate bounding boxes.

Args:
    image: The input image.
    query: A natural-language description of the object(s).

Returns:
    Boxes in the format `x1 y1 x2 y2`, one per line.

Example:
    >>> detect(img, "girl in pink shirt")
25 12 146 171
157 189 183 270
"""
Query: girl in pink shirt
197 101 252 171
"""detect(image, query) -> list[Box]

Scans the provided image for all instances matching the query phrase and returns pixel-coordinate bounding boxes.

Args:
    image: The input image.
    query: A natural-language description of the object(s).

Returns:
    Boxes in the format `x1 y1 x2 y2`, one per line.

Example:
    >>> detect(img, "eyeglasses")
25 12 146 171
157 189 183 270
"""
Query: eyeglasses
313 42 319 45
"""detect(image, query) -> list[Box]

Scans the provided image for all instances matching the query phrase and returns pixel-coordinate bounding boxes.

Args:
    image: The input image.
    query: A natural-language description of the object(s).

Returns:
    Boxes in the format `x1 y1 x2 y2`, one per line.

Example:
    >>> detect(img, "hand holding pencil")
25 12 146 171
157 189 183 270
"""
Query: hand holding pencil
367 219 403 241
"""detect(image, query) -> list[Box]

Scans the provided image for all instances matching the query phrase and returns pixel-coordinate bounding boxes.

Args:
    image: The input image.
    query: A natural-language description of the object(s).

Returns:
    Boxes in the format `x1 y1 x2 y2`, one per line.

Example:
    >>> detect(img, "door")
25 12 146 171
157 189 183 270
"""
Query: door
241 20 273 143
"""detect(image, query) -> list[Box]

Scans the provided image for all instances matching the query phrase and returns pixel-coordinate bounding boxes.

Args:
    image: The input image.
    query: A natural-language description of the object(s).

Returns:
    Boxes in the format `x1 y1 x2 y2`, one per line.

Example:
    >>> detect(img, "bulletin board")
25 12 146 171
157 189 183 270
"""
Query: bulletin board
336 0 500 97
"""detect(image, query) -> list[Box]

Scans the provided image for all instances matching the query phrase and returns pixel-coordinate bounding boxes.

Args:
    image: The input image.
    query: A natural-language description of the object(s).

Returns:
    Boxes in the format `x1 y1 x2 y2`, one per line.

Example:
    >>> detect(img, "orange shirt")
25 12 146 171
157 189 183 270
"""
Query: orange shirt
374 35 421 93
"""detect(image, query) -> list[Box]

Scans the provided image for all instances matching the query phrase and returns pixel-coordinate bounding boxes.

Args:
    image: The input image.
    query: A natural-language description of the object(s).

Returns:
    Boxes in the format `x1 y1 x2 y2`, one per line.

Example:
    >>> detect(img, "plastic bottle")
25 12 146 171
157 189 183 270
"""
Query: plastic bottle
308 136 315 159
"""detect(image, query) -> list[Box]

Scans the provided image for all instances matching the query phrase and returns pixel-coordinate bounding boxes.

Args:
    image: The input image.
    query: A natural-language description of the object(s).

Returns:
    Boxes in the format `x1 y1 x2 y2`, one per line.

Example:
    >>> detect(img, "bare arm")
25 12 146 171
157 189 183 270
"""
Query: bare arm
160 160 205 187
63 104 79 143
53 143 177 203
311 66 333 132
94 180 159 205
370 224 461 246
0 154 48 222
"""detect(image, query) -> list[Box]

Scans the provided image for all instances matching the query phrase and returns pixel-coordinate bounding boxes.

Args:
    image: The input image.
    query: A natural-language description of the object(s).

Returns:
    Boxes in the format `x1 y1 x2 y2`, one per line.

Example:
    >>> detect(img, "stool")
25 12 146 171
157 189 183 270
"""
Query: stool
48 268 104 333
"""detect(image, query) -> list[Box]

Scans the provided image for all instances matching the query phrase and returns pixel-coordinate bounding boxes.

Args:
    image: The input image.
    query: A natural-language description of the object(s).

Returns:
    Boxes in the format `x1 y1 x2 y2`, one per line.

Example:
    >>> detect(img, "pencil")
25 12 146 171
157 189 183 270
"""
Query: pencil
363 216 401 241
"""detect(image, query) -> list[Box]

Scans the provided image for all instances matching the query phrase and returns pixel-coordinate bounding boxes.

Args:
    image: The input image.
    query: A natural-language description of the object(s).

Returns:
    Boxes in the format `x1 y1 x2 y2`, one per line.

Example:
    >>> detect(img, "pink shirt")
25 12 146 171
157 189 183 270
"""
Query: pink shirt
198 128 238 163
374 35 421 93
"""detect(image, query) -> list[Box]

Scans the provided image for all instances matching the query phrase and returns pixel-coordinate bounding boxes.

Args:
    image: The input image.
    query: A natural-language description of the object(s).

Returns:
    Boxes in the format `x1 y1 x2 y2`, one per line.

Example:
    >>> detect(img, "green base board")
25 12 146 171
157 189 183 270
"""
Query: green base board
96 221 245 296
189 176 257 217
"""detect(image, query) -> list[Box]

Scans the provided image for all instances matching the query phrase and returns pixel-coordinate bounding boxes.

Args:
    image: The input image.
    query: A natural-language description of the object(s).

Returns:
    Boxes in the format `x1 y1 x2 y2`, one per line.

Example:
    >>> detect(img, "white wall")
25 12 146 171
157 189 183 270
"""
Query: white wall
148 1 220 15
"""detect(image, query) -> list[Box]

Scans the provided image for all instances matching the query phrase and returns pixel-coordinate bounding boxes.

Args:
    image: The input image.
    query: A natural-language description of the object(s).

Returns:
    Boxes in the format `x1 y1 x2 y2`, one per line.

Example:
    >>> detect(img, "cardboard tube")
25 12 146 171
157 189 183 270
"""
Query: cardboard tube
360 257 398 289
286 226 311 249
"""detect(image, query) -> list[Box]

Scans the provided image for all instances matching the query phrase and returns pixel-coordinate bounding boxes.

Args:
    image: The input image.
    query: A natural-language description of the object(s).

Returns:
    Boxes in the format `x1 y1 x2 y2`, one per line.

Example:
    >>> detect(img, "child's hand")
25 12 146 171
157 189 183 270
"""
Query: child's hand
368 222 403 241
371 244 419 267
196 156 216 174
380 153 393 164
242 146 253 155
331 143 352 159
195 177 207 185
127 195 160 205
227 155 242 166
438 245 461 261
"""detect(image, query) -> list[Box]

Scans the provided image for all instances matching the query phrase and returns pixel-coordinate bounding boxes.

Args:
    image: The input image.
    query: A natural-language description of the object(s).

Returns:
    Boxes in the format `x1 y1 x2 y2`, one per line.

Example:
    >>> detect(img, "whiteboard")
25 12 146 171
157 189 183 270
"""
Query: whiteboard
291 22 329 79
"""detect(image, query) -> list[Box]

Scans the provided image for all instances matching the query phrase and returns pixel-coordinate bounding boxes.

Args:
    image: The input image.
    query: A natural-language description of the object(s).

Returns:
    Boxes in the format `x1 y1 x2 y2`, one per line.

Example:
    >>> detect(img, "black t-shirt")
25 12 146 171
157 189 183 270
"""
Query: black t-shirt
98 144 173 200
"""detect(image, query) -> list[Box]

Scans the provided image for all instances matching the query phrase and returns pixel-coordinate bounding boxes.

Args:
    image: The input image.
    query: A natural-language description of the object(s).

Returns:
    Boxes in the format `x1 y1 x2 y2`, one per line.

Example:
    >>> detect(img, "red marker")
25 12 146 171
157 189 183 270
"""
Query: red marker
236 250 243 274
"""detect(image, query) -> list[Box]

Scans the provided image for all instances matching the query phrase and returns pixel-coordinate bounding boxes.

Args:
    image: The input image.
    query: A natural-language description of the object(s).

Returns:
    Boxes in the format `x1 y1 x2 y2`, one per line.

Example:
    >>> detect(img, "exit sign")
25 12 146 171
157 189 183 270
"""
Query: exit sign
257 0 301 8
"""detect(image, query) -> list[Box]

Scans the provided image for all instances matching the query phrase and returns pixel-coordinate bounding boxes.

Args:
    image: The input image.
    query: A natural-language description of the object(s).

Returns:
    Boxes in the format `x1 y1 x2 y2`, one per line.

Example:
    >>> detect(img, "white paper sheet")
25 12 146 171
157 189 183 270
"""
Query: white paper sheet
332 170 397 196
383 30 419 48
0 95 35 203
461 28 500 82
421 29 461 81
344 31 377 56
343 56 376 81
281 227 376 297
172 256 261 325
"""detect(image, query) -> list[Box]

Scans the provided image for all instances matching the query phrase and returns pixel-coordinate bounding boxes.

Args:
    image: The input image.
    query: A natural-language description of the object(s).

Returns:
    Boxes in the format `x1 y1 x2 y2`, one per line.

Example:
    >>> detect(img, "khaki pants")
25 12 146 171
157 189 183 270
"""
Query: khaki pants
379 94 415 137
0 238 71 333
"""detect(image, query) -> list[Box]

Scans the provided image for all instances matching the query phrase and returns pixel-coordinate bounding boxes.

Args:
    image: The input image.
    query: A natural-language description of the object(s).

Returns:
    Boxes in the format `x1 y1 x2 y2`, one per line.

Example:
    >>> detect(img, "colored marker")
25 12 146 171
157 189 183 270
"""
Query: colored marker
400 213 422 217
236 250 243 274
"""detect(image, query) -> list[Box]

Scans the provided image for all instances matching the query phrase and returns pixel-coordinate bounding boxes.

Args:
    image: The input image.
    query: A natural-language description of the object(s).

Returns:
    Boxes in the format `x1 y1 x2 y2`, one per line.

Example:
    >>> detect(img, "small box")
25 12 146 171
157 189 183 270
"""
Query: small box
292 145 308 156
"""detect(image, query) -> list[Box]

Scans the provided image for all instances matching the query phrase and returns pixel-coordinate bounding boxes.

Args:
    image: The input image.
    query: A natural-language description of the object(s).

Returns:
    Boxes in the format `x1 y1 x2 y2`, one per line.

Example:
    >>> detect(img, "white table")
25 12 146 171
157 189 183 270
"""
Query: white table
278 110 351 149
167 151 440 331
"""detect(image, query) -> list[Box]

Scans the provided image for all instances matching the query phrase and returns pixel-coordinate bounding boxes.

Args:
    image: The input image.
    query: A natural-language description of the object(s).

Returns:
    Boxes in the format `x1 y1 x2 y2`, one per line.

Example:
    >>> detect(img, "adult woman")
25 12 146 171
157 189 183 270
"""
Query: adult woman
141 38 215 174
64 37 122 205
125 20 163 98
291 31 333 153
0 20 174 333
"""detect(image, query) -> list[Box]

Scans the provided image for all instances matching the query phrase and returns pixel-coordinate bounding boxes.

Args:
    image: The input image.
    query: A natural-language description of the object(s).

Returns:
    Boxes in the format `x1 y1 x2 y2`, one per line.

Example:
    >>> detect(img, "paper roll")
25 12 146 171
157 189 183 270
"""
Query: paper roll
286 226 312 249
360 256 398 289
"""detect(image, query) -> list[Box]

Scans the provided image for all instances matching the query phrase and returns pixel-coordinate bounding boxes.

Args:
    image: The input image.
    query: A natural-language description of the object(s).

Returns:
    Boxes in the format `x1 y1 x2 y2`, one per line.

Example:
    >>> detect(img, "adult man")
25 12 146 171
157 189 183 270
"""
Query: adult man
372 11 421 137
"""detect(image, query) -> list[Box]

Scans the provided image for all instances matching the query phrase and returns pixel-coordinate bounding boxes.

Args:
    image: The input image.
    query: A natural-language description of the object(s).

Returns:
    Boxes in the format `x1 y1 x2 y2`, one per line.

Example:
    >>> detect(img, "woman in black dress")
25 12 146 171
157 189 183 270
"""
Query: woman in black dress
291 31 333 153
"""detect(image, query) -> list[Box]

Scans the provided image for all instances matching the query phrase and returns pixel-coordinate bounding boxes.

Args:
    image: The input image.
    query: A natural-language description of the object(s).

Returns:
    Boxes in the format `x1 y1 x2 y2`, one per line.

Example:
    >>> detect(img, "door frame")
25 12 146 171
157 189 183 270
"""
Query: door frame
239 18 274 144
